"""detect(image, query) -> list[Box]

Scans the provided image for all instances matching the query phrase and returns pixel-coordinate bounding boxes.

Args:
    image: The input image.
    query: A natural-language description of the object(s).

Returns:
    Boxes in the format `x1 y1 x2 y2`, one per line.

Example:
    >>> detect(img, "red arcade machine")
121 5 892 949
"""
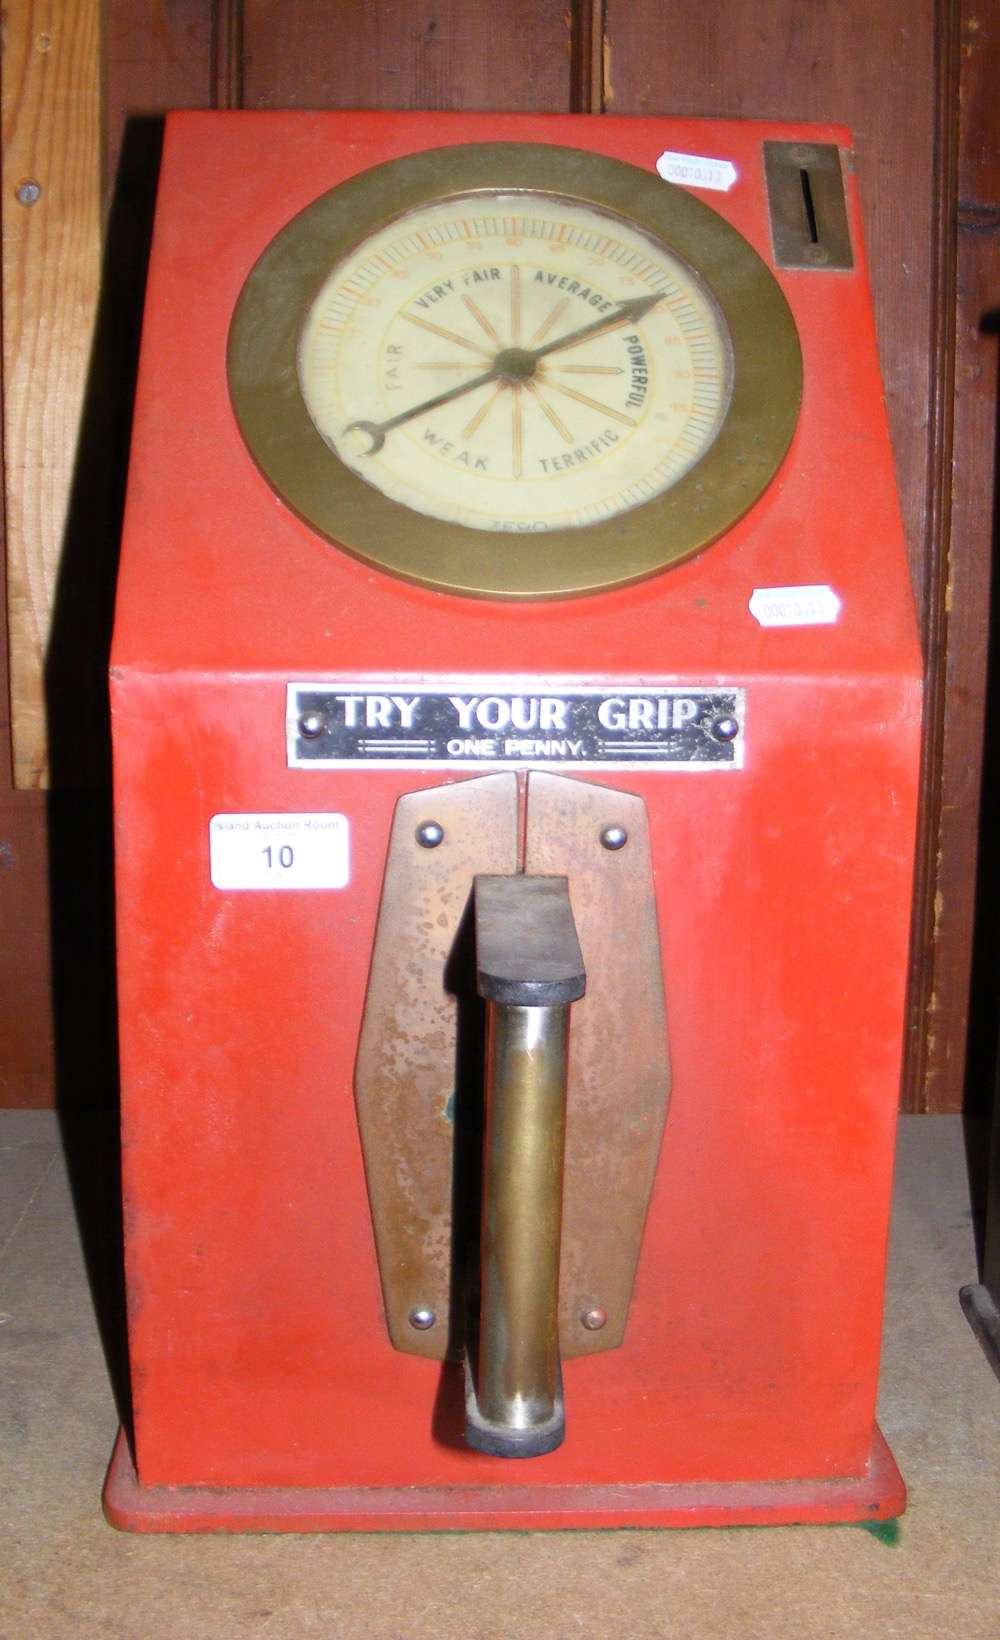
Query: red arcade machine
104 109 920 1531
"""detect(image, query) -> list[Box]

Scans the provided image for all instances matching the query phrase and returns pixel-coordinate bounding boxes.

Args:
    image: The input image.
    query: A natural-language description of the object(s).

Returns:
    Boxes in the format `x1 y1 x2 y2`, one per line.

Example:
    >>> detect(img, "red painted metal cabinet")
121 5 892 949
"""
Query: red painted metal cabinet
104 110 920 1531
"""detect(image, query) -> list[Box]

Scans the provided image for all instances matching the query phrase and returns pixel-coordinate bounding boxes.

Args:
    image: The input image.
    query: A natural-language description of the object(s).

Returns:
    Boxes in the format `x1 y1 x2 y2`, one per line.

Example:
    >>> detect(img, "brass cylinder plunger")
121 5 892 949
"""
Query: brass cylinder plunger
467 875 586 1458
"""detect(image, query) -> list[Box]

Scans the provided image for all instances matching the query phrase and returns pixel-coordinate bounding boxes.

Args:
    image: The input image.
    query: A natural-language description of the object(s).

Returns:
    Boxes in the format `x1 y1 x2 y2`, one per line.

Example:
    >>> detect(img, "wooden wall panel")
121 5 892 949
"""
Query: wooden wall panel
0 652 54 1103
601 0 937 630
1 0 103 1105
3 0 994 1116
602 0 956 1111
920 4 1000 1112
104 1 216 195
241 1 572 113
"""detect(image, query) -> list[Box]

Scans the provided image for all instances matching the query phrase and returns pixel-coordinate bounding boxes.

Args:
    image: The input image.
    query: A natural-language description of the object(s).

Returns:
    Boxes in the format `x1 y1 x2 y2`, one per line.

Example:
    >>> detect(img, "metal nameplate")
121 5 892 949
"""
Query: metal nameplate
287 681 745 770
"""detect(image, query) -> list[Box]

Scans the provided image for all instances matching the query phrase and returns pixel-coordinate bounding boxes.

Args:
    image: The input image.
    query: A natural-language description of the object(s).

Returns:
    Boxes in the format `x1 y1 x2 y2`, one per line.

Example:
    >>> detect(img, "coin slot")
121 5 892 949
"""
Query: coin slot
799 168 820 246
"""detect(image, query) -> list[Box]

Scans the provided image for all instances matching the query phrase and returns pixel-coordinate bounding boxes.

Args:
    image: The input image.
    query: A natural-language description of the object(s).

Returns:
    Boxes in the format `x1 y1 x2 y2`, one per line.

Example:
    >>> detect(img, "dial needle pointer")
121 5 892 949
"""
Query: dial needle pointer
344 364 502 454
344 292 665 455
530 292 666 362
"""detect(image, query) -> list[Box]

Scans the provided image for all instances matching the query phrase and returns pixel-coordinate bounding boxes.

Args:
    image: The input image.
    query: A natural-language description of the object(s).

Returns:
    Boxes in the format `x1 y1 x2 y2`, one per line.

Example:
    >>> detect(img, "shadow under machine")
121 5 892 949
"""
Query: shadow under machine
104 110 921 1531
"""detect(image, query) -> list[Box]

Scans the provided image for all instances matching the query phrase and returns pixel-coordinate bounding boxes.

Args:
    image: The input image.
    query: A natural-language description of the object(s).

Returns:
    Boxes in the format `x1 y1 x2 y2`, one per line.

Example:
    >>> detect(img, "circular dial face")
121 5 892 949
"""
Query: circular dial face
297 193 733 535
228 143 802 598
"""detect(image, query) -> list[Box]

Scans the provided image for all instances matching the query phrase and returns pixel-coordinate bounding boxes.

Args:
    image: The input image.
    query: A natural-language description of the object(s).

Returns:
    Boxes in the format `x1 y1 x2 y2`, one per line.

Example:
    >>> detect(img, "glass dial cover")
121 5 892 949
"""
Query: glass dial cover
228 143 802 598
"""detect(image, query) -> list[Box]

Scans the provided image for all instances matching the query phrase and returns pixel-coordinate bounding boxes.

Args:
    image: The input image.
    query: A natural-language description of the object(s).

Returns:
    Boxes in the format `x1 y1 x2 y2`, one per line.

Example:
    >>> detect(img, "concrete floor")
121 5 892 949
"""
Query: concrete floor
2 1112 998 1640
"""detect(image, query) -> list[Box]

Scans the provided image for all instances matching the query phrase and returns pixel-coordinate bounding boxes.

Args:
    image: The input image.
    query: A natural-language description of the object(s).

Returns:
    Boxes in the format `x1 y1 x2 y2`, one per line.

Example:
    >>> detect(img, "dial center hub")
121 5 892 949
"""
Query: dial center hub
494 347 537 384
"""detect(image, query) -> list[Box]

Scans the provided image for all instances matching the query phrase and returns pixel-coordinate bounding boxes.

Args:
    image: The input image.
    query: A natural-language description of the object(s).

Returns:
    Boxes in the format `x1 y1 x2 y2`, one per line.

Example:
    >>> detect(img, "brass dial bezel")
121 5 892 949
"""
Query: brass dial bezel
227 143 802 600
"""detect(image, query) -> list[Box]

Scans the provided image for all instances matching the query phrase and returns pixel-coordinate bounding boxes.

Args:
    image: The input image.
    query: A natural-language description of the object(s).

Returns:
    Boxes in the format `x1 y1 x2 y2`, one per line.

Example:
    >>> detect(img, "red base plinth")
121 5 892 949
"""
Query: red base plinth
103 1425 905 1535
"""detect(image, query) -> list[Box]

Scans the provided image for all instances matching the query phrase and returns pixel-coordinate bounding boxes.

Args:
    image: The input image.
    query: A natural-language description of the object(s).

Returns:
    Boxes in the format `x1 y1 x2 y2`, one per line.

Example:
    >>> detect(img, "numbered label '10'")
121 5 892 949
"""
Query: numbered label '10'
209 813 350 890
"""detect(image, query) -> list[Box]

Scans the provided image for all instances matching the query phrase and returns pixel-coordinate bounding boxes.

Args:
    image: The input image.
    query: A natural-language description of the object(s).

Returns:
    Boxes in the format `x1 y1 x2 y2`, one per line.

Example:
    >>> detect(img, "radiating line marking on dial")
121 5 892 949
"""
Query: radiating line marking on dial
544 378 639 427
462 381 508 440
401 312 491 356
512 387 524 478
523 379 572 442
551 365 625 376
511 266 521 346
462 295 502 346
527 297 571 348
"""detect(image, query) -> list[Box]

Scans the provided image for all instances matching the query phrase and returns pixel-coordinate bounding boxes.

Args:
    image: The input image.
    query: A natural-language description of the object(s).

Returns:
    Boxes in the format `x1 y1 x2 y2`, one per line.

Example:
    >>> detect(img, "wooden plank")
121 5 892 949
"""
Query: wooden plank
571 0 606 113
2 0 102 789
241 0 571 112
104 1 216 197
904 0 961 1114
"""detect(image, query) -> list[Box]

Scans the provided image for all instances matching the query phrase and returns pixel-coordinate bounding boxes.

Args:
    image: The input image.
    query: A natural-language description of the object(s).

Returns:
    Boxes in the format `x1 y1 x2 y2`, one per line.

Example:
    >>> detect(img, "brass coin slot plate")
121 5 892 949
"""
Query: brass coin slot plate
764 141 854 271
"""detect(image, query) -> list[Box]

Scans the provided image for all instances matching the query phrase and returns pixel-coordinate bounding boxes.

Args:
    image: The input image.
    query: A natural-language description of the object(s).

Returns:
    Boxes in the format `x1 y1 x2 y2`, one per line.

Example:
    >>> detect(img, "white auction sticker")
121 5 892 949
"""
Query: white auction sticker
209 813 349 891
655 150 738 192
748 585 842 628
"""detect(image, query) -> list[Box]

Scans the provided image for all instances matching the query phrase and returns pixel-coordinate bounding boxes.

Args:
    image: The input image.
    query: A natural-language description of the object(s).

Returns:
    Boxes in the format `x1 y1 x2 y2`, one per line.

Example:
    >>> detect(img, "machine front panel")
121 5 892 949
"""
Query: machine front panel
112 665 917 1491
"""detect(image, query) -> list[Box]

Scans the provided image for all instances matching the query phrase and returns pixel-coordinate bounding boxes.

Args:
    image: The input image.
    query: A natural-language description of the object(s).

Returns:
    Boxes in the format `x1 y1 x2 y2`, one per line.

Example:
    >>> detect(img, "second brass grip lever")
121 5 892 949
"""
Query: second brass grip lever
466 874 586 1458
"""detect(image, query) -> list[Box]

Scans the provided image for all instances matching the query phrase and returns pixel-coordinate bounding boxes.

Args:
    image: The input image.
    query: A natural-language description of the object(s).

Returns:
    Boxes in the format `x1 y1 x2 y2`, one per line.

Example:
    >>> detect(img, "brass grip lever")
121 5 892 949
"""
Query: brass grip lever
466 874 586 1458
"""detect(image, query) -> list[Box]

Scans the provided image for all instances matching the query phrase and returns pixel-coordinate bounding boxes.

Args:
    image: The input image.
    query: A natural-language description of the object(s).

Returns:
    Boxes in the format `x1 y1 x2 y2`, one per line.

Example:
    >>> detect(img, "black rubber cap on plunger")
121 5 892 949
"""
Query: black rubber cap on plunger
463 1354 566 1458
474 875 586 1007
